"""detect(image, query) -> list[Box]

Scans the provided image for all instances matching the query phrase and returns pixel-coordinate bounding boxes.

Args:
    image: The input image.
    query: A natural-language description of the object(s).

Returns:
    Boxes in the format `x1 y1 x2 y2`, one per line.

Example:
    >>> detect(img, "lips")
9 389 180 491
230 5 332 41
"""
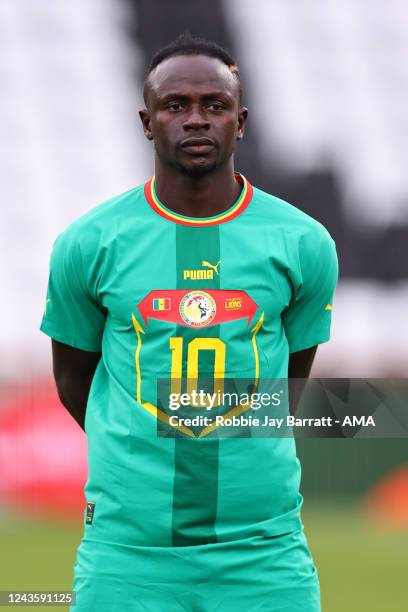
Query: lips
180 137 216 154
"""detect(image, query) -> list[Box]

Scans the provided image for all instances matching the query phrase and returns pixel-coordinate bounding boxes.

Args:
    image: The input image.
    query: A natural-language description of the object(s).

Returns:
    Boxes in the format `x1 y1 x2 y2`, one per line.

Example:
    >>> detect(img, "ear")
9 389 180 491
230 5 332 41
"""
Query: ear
236 107 248 141
139 109 153 141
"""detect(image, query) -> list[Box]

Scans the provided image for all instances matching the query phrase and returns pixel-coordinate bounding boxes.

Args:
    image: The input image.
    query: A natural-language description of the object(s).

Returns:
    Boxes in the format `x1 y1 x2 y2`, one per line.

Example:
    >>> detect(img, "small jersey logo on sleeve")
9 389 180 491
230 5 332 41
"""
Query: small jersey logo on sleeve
325 303 333 311
44 298 51 316
86 502 95 525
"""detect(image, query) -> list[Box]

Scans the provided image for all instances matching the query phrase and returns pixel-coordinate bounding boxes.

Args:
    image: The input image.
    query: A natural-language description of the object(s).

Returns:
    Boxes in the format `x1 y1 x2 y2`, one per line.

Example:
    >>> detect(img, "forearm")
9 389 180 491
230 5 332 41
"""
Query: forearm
287 378 309 416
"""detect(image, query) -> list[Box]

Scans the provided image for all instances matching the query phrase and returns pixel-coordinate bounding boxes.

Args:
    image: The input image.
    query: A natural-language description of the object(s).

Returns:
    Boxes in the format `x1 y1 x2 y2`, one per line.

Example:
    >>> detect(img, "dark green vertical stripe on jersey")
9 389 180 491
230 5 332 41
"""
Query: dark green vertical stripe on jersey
171 224 220 546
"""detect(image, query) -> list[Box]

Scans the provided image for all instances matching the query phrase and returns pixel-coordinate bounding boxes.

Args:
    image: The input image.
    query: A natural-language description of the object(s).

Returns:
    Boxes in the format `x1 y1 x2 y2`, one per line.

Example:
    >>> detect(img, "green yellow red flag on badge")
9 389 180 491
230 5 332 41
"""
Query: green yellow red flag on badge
153 297 171 311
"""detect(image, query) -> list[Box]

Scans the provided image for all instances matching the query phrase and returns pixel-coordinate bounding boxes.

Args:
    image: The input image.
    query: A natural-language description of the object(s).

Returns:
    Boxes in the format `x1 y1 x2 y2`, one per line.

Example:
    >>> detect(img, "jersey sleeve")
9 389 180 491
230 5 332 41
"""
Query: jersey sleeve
282 226 339 353
40 228 106 352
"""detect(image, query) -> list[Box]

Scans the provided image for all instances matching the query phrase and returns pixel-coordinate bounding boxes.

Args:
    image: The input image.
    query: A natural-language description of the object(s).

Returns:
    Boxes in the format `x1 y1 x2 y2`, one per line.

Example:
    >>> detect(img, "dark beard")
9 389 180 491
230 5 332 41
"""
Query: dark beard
174 159 219 177
155 145 220 177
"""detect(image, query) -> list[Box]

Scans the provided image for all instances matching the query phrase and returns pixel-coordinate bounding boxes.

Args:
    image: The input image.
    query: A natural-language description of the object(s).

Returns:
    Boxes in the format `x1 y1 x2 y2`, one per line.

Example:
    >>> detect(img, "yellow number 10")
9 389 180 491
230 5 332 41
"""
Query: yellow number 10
169 337 226 407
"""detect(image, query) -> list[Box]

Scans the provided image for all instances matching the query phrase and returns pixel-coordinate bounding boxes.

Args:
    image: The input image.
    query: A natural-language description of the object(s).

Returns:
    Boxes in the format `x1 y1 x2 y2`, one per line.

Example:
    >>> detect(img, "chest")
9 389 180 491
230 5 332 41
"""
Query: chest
97 222 293 334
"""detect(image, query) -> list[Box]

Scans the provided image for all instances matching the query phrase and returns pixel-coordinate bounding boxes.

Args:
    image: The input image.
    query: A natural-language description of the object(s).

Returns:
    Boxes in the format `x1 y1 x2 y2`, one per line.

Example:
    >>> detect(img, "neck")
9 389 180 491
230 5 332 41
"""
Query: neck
153 159 241 218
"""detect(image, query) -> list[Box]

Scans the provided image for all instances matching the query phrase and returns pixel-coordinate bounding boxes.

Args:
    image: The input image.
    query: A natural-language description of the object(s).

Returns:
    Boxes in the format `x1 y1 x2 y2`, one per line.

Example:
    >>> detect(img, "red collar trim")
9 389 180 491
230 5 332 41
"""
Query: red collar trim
144 173 253 226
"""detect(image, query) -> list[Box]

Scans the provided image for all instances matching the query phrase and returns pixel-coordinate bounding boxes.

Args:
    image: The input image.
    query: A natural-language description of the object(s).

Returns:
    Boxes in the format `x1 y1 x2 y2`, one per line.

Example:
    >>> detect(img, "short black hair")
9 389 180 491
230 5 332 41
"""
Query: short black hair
145 32 243 101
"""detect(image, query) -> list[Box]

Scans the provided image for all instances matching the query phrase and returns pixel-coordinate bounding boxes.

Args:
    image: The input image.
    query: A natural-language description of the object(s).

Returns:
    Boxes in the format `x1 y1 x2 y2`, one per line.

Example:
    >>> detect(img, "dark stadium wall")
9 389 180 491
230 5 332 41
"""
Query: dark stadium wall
123 0 408 282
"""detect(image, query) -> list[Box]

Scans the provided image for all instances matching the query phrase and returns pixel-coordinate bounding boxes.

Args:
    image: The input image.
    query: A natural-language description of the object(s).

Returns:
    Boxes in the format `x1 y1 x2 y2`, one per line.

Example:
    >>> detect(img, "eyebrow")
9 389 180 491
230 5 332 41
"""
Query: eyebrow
158 91 234 102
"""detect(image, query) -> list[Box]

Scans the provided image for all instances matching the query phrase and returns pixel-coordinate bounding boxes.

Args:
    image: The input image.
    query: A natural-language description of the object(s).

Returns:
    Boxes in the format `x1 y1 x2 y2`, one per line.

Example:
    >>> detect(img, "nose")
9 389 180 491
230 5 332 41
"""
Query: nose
183 106 210 131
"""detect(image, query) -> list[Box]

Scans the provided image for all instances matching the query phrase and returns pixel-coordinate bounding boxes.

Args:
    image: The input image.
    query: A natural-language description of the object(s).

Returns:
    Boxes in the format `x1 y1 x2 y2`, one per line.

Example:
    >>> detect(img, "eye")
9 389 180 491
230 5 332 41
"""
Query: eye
167 102 184 112
208 102 226 111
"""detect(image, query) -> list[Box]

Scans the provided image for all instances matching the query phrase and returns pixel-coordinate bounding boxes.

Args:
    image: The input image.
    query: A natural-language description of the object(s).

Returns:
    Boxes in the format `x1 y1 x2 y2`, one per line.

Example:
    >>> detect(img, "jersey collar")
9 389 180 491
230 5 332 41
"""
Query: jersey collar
144 172 253 227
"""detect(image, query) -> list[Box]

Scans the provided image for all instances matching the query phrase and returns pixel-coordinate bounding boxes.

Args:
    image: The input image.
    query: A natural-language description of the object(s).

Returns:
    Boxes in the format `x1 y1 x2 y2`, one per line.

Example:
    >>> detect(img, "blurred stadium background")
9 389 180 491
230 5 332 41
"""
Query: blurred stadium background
0 1 407 610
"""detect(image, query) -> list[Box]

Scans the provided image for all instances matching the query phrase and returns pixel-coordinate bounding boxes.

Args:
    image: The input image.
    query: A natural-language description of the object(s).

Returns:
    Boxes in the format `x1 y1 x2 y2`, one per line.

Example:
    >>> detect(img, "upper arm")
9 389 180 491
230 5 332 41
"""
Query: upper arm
287 345 318 414
51 339 101 383
288 345 318 378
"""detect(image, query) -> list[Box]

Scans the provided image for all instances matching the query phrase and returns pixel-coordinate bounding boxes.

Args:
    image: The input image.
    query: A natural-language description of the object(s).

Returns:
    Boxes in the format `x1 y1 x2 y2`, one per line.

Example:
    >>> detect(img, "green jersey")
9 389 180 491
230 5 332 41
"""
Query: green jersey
41 173 338 550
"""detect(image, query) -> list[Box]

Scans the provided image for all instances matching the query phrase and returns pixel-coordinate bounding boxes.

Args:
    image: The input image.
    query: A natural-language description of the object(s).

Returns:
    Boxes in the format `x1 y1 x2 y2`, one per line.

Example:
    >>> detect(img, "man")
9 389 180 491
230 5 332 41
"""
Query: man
41 34 338 611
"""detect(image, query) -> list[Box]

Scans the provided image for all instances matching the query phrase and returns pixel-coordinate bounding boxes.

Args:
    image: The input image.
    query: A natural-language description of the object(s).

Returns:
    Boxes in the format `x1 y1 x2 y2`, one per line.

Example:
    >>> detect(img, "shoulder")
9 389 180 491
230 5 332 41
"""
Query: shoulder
249 184 338 281
48 184 146 293
251 184 334 246
55 184 145 249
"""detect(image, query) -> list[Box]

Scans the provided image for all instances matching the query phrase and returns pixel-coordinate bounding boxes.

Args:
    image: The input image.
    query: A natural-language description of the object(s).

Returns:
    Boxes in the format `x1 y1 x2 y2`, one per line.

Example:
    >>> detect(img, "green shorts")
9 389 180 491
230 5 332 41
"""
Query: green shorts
71 530 320 611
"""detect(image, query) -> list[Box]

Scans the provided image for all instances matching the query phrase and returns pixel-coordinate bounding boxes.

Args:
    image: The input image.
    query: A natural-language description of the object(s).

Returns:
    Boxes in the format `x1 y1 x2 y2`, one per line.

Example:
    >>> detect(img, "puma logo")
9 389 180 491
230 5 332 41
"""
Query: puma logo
183 260 221 280
201 260 221 276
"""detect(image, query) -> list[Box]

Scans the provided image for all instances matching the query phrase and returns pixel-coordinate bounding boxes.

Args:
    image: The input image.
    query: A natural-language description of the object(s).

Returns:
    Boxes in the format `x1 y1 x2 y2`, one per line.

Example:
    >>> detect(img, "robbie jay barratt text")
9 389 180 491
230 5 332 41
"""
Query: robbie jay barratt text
167 415 376 428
